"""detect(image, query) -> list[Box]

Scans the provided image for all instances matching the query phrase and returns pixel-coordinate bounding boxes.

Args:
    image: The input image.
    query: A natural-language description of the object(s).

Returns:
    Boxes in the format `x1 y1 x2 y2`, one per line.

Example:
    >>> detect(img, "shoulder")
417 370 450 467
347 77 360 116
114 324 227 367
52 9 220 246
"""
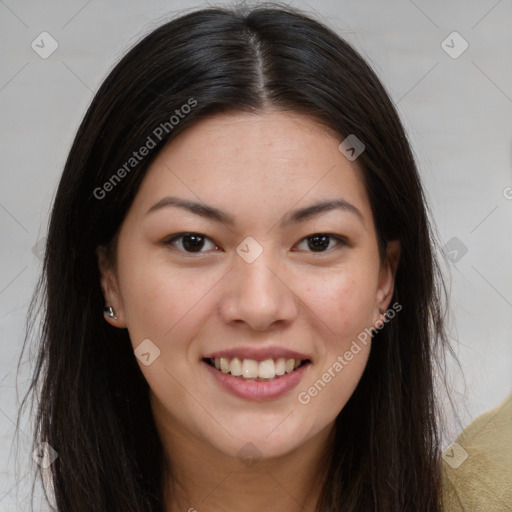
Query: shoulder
441 392 512 511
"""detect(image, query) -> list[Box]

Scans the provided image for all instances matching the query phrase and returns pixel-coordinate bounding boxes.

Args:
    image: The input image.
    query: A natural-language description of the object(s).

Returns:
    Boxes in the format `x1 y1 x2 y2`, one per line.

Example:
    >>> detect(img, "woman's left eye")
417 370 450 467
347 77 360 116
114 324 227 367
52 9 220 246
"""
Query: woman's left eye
294 233 346 253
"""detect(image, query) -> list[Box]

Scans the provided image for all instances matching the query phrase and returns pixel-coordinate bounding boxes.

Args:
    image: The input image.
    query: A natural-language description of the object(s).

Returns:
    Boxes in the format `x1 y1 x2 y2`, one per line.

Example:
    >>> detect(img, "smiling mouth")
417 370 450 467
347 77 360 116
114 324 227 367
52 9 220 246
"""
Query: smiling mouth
203 357 311 381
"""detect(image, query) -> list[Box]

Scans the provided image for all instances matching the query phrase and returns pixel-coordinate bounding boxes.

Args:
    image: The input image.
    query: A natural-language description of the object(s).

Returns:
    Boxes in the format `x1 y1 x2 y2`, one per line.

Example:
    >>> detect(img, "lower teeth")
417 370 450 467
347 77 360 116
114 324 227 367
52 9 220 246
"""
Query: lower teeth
229 374 284 381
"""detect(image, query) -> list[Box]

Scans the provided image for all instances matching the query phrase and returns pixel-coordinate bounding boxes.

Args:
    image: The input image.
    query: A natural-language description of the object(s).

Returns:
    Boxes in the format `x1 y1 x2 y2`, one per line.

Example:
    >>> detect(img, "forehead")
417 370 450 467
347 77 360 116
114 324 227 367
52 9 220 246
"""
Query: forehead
127 109 372 225
156 109 348 174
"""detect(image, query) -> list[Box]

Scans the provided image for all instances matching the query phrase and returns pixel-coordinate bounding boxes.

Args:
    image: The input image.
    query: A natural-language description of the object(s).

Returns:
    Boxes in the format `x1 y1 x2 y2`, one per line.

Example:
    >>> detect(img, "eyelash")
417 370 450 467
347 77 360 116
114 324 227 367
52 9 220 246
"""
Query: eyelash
161 232 348 255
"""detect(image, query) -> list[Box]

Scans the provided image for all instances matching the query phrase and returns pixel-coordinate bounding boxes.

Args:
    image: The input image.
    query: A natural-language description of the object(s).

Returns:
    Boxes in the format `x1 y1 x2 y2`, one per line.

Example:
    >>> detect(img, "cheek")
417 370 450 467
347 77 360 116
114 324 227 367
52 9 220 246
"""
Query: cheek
116 249 218 349
299 263 378 340
300 341 371 425
293 262 376 414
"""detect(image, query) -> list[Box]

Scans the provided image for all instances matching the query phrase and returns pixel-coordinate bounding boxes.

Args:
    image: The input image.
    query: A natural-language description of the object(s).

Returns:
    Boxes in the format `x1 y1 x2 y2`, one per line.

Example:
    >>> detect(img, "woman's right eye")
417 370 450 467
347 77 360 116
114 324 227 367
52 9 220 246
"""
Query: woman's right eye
162 233 220 253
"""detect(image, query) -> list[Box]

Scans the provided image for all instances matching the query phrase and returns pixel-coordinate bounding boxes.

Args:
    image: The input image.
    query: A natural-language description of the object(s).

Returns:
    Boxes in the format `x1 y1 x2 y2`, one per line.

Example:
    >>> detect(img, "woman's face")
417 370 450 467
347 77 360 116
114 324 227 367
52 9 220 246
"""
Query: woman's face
99 109 398 461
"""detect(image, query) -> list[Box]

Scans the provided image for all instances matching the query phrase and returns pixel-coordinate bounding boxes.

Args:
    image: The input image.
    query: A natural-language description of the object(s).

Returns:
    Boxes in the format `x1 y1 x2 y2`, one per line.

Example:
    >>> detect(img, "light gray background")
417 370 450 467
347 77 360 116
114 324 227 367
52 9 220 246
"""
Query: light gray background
1 0 511 509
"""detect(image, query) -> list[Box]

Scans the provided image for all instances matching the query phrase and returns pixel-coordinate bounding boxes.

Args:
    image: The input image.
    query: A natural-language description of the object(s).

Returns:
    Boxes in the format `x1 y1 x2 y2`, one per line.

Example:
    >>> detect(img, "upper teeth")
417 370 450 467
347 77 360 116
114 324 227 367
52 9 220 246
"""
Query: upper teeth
212 357 303 379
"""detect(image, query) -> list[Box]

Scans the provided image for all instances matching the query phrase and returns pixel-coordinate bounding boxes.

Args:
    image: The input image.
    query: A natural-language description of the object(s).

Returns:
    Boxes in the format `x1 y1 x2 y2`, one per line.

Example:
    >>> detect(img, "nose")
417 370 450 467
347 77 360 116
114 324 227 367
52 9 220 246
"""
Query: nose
218 252 299 331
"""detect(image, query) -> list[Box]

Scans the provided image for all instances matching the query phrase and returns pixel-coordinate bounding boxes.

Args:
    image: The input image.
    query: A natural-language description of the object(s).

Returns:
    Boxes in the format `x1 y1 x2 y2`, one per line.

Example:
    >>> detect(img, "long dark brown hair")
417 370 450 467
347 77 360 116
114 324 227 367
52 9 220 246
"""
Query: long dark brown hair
19 4 452 511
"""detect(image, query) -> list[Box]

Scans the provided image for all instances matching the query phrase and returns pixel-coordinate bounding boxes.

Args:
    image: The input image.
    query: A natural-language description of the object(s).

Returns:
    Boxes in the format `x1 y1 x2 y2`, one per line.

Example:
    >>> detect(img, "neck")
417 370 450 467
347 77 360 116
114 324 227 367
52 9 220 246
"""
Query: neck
155 410 334 512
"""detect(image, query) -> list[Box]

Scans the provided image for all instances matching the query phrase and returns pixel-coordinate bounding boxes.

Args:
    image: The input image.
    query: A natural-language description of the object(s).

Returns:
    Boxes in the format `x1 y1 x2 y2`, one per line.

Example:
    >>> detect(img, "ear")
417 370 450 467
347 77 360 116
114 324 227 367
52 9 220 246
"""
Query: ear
372 239 400 325
96 245 127 328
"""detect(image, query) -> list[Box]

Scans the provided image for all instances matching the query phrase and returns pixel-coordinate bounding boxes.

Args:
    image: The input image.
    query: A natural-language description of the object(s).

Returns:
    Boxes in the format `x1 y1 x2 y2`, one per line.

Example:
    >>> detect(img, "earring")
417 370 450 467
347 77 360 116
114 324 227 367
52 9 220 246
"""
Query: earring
103 306 117 320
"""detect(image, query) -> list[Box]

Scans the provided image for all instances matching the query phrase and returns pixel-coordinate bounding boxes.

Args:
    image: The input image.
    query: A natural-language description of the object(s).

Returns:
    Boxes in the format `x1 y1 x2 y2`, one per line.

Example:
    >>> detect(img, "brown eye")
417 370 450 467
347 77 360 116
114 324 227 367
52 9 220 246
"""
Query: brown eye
163 233 218 253
295 233 345 253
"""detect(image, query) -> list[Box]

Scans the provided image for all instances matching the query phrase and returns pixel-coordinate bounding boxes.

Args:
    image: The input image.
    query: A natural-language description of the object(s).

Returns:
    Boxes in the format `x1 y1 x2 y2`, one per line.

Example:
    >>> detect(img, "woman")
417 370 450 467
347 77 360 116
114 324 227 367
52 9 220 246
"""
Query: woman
21 5 452 511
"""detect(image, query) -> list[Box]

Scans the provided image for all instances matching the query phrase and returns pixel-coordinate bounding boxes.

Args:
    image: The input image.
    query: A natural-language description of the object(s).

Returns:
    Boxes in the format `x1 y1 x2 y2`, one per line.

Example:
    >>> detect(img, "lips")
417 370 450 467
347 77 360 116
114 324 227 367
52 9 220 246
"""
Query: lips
203 358 310 401
201 346 312 400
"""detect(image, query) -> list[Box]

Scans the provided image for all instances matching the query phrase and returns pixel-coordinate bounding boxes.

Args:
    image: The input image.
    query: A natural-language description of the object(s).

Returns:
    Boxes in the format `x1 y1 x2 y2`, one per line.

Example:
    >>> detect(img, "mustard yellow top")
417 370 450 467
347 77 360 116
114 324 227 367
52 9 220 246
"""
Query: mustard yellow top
441 392 512 511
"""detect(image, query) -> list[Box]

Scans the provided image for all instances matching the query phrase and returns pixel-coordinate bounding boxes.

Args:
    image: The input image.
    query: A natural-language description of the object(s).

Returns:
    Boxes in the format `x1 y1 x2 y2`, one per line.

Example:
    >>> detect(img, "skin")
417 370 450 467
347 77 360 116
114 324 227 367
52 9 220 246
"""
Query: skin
98 109 400 511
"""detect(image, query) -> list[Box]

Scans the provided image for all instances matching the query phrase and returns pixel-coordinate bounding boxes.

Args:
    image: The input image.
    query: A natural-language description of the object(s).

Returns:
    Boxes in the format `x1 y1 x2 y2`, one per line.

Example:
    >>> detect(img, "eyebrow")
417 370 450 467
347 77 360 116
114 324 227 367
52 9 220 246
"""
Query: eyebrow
146 196 364 226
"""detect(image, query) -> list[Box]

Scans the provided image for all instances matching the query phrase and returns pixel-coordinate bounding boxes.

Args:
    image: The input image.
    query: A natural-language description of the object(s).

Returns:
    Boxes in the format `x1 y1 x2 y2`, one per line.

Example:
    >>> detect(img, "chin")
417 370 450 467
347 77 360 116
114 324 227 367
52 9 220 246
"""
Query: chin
205 416 314 462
